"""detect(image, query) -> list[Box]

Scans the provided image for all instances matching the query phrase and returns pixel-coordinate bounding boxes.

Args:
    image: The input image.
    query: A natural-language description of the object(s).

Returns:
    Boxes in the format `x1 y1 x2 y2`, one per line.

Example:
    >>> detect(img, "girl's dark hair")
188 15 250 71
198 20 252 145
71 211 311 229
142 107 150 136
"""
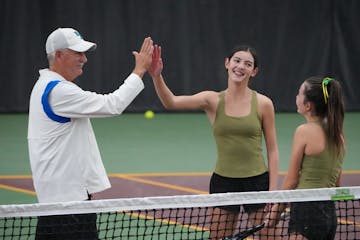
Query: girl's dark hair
303 76 345 156
226 45 258 69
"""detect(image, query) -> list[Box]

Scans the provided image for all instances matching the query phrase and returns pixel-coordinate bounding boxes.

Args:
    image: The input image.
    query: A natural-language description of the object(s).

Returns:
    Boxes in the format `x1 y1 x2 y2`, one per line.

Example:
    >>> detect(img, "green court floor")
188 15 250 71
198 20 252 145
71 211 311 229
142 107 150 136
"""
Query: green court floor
0 112 359 204
0 112 359 175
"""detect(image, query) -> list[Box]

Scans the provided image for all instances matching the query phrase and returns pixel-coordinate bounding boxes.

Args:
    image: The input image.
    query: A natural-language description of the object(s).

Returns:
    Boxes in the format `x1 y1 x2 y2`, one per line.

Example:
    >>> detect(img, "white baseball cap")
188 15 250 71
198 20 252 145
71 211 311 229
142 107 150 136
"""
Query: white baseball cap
45 28 97 54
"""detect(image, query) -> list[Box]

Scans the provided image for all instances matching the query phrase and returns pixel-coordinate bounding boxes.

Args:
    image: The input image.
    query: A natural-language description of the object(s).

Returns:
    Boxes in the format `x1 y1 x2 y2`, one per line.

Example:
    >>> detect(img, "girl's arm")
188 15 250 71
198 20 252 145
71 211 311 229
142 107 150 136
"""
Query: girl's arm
259 95 279 191
281 125 307 190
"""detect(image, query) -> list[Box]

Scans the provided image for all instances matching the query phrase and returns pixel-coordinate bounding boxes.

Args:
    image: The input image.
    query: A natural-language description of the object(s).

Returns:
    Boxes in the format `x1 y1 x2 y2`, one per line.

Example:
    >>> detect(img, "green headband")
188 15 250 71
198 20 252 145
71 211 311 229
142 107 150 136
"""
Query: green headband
322 77 334 104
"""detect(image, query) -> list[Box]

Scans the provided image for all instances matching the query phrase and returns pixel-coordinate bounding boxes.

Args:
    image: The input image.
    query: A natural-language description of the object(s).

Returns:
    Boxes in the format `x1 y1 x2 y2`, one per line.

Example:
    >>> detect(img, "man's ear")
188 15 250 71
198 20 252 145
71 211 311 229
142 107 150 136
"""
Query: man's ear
55 50 64 60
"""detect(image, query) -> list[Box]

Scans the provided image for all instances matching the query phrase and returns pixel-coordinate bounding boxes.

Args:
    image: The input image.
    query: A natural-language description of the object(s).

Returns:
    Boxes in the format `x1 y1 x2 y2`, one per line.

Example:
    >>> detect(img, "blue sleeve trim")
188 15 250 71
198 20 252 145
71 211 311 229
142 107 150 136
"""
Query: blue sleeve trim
41 80 71 123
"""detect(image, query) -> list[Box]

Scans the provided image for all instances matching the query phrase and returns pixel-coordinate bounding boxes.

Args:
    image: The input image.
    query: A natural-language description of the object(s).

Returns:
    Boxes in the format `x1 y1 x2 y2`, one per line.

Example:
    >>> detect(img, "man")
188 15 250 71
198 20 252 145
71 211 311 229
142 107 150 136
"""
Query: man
28 27 153 239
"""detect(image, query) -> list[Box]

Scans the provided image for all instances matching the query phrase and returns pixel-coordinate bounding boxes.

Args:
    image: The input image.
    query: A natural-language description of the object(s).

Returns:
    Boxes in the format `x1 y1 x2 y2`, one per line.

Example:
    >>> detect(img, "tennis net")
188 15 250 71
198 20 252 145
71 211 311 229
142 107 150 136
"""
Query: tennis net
0 186 359 239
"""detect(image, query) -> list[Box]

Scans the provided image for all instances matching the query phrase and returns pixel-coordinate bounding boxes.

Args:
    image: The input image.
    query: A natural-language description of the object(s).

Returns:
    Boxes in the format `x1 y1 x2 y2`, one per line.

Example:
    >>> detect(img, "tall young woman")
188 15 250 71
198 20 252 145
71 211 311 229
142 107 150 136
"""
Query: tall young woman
149 44 279 239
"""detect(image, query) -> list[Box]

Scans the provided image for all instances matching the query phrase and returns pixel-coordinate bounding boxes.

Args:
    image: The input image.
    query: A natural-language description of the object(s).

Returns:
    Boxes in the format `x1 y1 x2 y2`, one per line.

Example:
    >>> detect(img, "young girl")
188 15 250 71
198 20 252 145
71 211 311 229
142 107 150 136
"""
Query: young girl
149 44 279 239
268 77 345 239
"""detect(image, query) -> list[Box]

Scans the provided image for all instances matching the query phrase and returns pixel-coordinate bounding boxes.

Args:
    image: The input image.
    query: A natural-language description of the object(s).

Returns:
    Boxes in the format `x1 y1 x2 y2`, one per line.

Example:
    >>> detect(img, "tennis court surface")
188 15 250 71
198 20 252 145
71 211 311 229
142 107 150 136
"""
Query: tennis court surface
0 113 359 239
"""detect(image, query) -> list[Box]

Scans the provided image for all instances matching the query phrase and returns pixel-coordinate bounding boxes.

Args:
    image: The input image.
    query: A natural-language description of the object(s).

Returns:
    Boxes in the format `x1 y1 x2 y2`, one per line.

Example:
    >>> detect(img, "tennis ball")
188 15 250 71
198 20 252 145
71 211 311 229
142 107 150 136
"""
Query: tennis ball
144 110 154 119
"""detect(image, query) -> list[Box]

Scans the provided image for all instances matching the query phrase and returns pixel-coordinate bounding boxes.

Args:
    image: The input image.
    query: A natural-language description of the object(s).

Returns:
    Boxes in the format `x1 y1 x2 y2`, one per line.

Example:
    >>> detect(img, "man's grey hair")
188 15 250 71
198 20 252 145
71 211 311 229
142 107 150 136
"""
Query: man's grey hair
47 52 56 66
47 49 67 66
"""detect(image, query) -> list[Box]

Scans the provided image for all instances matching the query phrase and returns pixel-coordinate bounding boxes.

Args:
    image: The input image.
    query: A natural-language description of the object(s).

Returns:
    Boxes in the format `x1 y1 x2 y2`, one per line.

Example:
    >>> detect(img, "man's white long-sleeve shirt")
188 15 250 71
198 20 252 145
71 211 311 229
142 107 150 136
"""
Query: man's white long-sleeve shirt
28 69 144 203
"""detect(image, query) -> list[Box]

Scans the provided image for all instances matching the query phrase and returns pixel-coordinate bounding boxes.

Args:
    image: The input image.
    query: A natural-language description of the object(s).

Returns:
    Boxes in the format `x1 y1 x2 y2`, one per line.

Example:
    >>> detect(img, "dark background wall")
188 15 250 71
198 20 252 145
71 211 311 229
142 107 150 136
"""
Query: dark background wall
1 0 359 113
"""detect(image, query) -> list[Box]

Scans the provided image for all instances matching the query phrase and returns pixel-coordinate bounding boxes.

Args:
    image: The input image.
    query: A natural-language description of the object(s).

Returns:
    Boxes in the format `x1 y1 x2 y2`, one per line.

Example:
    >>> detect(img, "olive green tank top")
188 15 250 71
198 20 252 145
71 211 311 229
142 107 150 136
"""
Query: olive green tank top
212 91 267 178
297 143 344 189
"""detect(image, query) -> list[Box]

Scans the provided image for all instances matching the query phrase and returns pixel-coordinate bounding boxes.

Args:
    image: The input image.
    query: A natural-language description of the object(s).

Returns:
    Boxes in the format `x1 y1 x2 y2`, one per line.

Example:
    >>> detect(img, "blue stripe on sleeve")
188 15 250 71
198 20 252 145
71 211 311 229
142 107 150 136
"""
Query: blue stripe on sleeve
41 80 71 123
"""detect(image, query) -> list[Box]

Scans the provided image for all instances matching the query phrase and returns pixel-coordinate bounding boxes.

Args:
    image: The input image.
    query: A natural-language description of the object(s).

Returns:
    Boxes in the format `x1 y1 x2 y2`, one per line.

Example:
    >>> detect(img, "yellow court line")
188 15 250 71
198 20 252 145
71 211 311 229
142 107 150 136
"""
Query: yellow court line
0 175 32 179
338 218 360 228
0 183 36 195
125 211 209 232
113 174 208 195
341 170 360 174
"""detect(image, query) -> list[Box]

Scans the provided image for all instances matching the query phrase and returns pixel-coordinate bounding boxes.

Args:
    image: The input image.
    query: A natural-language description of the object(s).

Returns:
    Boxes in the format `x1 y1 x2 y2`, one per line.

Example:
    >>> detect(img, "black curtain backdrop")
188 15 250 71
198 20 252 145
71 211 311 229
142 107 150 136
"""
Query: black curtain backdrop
0 0 359 112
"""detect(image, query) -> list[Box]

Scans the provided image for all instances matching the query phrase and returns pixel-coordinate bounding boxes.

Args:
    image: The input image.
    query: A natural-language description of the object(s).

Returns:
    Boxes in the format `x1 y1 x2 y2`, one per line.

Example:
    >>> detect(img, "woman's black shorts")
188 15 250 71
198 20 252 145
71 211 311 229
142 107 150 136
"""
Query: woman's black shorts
288 201 337 240
209 172 269 213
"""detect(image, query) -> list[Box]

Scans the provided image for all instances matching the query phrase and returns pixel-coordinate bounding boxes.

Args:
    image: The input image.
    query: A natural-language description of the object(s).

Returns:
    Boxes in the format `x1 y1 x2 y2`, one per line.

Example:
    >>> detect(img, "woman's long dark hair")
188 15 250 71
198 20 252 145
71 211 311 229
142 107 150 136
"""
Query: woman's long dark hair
303 76 345 156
